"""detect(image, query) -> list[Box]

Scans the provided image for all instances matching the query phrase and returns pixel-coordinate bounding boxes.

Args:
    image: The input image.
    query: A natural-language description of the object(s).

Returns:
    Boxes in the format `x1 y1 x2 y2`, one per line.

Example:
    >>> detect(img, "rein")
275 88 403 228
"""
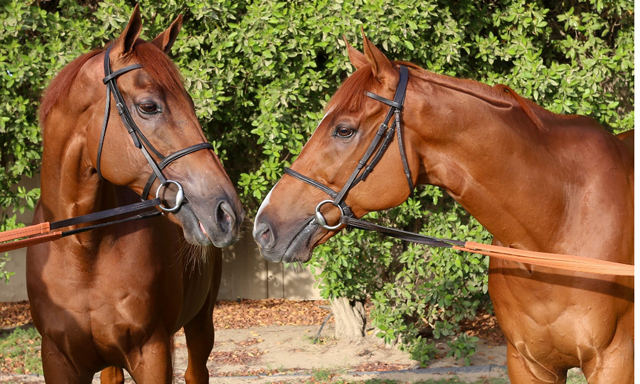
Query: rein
0 199 161 253
0 45 214 253
284 65 634 277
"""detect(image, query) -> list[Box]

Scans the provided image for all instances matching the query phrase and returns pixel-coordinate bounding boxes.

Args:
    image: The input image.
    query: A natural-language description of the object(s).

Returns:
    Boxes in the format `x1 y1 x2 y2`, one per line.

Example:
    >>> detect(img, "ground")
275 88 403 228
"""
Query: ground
0 299 586 383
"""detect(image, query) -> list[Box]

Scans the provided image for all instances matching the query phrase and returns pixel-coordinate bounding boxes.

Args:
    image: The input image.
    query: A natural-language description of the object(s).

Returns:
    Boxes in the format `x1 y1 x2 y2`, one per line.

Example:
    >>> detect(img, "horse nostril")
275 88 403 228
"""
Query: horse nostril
216 201 236 234
260 227 270 243
253 221 274 249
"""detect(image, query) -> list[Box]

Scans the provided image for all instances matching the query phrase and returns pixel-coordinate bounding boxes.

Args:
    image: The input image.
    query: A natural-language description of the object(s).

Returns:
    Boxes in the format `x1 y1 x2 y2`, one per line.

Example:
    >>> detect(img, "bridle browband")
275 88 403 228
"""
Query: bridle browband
98 44 214 212
284 65 465 249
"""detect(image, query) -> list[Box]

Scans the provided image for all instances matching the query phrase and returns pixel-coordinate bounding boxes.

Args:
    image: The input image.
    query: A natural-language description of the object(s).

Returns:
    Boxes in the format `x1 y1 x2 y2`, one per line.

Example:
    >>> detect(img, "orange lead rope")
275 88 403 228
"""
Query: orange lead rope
0 222 51 243
340 215 634 276
0 231 62 253
454 241 634 276
0 223 60 253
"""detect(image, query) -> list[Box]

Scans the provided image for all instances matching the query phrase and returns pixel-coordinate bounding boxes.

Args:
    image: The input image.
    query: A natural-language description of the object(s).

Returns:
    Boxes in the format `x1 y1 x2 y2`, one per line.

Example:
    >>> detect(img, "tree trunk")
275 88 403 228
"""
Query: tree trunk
330 297 366 340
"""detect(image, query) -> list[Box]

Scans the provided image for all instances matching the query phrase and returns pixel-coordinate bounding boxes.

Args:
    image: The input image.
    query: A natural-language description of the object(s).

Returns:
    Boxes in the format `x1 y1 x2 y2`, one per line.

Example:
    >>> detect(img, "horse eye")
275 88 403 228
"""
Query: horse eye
137 102 160 115
334 126 355 138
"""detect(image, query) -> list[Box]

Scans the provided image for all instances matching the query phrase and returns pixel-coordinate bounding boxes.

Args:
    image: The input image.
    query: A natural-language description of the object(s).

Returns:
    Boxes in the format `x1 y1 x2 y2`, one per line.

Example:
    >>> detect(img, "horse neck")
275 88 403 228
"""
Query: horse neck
40 101 131 247
408 75 572 250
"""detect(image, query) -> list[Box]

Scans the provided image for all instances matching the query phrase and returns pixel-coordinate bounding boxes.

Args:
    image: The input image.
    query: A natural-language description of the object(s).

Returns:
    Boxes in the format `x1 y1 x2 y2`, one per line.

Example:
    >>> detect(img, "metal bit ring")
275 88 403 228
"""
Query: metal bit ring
314 200 344 230
156 180 184 213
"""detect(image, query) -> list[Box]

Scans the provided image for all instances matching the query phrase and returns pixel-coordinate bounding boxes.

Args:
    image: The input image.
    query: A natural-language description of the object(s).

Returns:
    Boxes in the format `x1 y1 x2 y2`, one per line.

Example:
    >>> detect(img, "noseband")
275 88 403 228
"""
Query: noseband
97 44 213 212
284 65 413 228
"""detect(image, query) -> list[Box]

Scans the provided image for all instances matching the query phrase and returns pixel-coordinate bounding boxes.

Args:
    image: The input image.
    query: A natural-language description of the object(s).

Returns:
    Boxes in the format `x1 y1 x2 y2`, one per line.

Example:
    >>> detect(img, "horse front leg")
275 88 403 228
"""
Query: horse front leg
581 309 634 384
183 295 215 383
506 342 568 384
126 328 174 384
100 366 124 383
183 248 221 383
41 335 94 384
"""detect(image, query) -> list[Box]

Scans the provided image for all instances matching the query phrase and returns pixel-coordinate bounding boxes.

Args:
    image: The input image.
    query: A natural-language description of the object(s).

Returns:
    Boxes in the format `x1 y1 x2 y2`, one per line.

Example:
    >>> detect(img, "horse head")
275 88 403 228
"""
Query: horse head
40 5 244 248
253 33 421 262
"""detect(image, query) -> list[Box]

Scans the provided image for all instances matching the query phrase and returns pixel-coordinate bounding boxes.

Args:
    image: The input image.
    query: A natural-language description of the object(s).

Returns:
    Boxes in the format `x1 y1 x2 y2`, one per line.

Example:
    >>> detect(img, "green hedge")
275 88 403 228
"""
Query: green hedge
0 0 633 363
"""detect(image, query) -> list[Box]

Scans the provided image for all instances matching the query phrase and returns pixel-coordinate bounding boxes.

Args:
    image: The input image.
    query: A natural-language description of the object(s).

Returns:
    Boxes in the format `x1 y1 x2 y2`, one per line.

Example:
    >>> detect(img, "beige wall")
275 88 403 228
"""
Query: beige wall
217 222 322 300
0 176 321 302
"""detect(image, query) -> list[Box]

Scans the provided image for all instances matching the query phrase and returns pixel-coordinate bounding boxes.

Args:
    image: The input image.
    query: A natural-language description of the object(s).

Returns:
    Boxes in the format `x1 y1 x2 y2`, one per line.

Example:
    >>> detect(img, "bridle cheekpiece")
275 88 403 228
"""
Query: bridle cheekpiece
285 65 413 230
283 65 466 249
98 44 213 212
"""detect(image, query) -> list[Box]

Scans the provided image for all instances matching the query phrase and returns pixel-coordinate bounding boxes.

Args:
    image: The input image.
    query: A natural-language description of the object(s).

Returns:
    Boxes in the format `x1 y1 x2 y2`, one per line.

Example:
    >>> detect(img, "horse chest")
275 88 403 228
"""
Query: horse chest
489 258 626 364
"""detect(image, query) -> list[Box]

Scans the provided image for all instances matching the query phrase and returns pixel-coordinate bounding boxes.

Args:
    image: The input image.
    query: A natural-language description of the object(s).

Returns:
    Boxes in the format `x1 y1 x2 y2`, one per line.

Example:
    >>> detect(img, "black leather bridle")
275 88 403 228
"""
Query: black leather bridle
284 65 464 249
0 44 221 249
98 44 213 212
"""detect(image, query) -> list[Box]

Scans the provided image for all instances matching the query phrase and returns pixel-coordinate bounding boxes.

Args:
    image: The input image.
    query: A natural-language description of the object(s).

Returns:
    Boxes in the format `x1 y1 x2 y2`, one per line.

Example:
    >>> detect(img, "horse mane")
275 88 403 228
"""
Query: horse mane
328 60 582 132
39 39 184 125
39 49 102 124
493 84 545 130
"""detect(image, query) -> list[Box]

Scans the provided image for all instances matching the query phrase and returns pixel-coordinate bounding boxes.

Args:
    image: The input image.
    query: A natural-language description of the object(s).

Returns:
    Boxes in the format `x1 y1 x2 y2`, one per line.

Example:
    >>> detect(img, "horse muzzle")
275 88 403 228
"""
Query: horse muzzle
175 195 243 248
253 215 317 263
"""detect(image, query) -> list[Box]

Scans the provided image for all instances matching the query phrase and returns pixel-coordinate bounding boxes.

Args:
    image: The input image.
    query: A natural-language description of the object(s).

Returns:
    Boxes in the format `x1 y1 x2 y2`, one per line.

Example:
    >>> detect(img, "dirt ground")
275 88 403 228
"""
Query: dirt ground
1 300 510 383
173 324 509 383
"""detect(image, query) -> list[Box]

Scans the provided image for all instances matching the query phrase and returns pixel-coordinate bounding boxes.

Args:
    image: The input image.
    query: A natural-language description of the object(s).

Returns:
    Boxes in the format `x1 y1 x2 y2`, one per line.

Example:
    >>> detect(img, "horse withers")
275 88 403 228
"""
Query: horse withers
252 34 633 384
27 6 243 383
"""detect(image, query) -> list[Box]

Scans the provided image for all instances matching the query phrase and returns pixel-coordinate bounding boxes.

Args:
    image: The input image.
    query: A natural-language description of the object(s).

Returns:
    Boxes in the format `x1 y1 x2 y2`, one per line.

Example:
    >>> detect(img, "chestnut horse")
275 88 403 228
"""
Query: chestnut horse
253 35 633 383
26 6 243 383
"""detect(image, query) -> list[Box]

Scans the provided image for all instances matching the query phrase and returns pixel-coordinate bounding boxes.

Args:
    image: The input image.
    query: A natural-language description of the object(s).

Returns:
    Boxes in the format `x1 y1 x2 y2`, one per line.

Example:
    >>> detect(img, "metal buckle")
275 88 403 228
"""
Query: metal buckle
314 200 344 230
155 180 184 212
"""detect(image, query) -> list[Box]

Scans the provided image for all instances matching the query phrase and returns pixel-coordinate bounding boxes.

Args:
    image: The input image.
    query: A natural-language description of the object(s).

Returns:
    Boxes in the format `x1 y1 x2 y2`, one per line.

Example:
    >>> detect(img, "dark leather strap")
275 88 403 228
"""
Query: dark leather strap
50 198 161 230
96 85 111 179
141 142 214 199
354 118 397 184
283 167 354 218
138 143 168 185
100 45 166 177
332 66 411 205
98 45 151 178
364 92 403 109
391 66 413 195
102 64 142 84
284 167 338 199
61 210 161 238
341 216 465 248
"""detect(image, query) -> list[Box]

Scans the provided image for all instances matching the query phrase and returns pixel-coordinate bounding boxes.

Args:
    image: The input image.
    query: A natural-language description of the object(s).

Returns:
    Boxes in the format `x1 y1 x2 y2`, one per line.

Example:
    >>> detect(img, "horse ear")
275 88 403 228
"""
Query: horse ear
113 4 143 57
151 14 183 54
361 29 394 81
344 35 367 70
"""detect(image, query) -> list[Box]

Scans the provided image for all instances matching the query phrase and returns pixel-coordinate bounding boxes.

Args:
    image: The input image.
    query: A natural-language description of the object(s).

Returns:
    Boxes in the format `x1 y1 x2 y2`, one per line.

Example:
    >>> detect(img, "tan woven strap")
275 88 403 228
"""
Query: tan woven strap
0 223 50 243
0 231 62 253
453 241 634 276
